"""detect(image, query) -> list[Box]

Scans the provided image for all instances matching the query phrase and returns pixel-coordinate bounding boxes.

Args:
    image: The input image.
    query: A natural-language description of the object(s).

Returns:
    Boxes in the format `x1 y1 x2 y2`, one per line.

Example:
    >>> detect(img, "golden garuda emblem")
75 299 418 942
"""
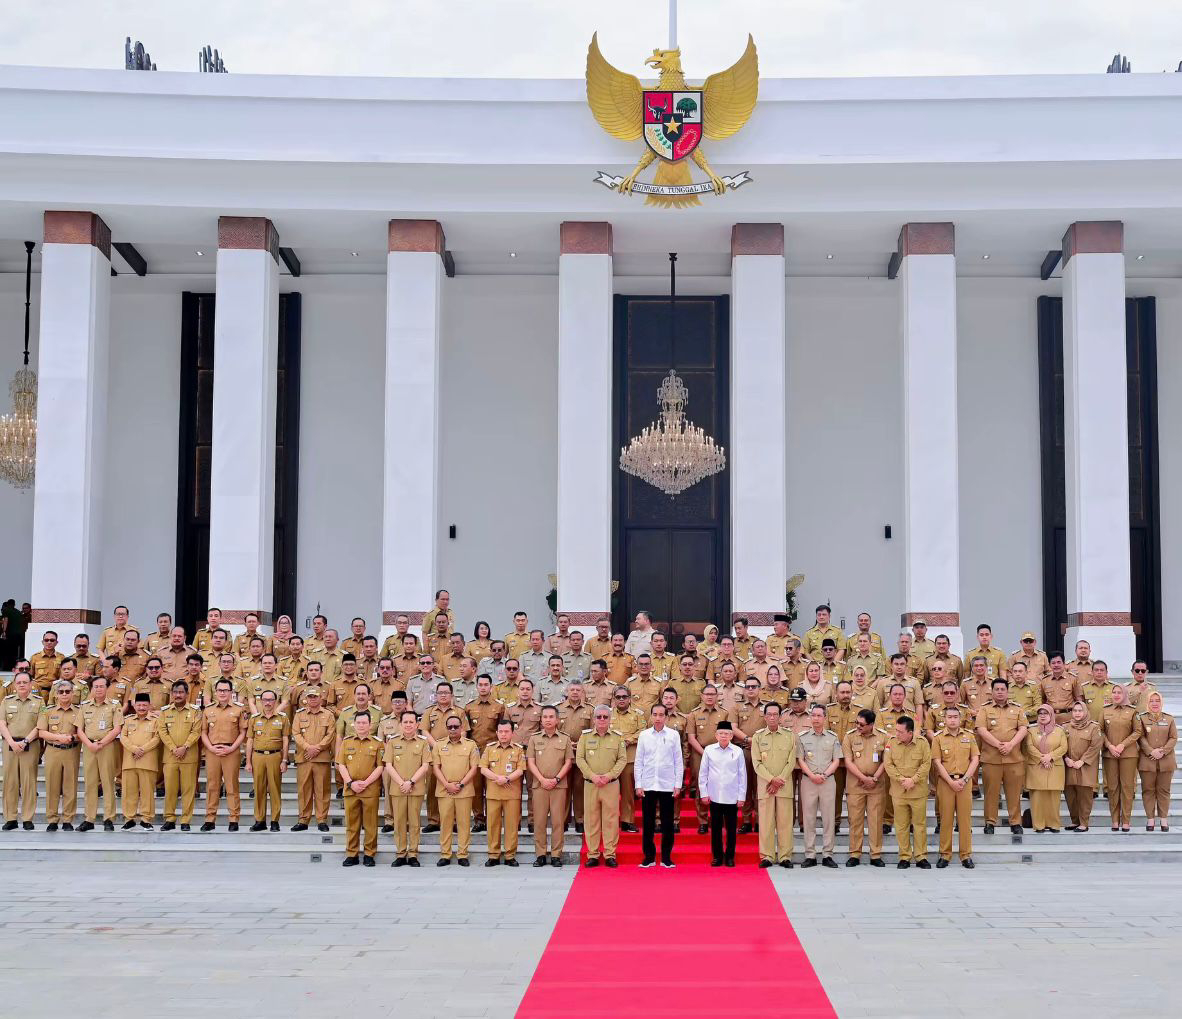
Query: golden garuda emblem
586 33 758 208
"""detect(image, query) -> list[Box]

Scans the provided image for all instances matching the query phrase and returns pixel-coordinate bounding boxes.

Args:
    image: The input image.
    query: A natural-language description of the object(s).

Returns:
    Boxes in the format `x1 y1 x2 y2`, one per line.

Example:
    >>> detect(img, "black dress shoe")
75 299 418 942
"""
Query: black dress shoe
505 858 519 867
972 789 981 799
342 856 359 867
407 857 420 867
317 823 330 832
575 823 584 834
821 857 838 869
46 823 58 832
250 822 267 832
422 823 440 834
486 858 501 867
962 858 975 869
870 858 885 867
1047 828 1060 834
200 821 215 832
801 858 817 868
437 858 451 867
180 824 191 832
897 860 911 869
725 859 735 868
139 822 153 830
104 820 115 831
584 857 600 868
936 858 949 869
336 789 343 799
759 860 772 869
738 823 753 835
472 821 486 833
551 857 562 867
227 822 239 832
78 821 94 832
983 823 995 834
381 824 394 833
779 860 794 869
1010 824 1023 835
458 858 469 867
1 821 16 831
915 859 932 869
393 857 406 867
363 856 375 867
622 823 638 833
604 858 617 868
161 821 176 831
291 823 308 832
882 824 892 834
697 824 709 835
533 857 548 868
121 820 136 830
846 857 860 867
22 821 33 831
62 822 74 831
711 859 723 867
269 821 279 832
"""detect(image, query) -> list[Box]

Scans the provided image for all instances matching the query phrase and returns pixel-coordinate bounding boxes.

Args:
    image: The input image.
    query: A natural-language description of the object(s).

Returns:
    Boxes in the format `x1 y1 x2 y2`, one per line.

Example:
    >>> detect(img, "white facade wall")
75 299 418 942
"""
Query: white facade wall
0 281 38 608
1149 280 1182 668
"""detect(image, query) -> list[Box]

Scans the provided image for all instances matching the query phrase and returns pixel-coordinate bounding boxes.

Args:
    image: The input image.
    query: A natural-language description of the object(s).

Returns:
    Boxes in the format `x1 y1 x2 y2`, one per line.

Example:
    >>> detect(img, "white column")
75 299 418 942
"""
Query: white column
1061 221 1137 672
557 222 614 632
380 220 445 643
730 224 787 638
208 217 280 634
28 211 112 645
898 223 964 655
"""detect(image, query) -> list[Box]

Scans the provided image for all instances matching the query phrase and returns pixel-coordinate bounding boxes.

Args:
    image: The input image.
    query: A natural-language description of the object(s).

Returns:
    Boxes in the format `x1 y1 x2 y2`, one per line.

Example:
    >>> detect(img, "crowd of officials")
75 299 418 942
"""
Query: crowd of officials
1 593 1175 870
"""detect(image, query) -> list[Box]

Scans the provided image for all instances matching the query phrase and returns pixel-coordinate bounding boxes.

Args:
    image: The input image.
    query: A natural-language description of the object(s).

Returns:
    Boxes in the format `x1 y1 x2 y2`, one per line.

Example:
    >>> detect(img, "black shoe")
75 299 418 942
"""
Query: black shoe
342 856 359 867
584 857 599 868
934 821 941 834
269 821 279 832
336 790 343 800
983 823 995 835
604 858 617 868
759 860 772 869
882 824 892 834
318 823 330 832
78 821 94 832
1010 824 1023 835
1 821 15 831
725 859 735 868
673 823 681 833
161 821 176 832
505 858 519 867
897 860 910 869
407 857 420 867
622 823 638 833
422 824 440 834
291 823 308 832
551 857 562 868
916 859 931 869
393 858 406 868
936 858 949 869
846 857 860 868
711 859 723 867
486 858 501 867
121 820 136 830
575 823 584 834
381 824 394 833
139 822 153 830
697 824 709 835
870 858 885 867
46 823 58 832
200 822 215 831
779 860 794 869
250 822 266 832
437 858 451 867
22 821 33 831
1047 828 1060 834
458 858 469 867
228 822 239 832
972 789 981 799
180 824 191 832
103 820 115 832
472 821 486 833
363 856 375 867
738 823 753 835
801 858 817 868
962 858 975 869
821 857 838 869
533 857 548 868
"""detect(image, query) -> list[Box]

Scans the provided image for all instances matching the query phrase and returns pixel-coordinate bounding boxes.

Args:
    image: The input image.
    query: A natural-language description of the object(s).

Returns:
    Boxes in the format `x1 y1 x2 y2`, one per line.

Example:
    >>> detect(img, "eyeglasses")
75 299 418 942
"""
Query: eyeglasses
614 693 629 699
505 666 520 671
446 723 462 730
1133 667 1148 674
146 665 162 671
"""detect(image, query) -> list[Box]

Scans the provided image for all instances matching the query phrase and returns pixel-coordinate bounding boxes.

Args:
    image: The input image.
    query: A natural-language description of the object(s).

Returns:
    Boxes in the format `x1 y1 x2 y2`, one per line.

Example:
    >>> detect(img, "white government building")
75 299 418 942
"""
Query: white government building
0 52 1180 674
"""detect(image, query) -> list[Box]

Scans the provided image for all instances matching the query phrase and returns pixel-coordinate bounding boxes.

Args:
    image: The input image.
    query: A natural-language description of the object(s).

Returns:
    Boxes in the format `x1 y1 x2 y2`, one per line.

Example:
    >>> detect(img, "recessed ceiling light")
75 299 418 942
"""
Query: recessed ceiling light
509 251 517 258
981 254 990 260
1137 254 1145 261
825 253 834 260
195 250 204 257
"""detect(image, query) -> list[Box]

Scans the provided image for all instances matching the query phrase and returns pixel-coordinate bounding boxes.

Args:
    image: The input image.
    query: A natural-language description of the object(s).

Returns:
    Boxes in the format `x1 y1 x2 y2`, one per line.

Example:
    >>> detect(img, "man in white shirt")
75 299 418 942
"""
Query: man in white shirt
699 720 747 868
624 612 656 658
634 703 684 868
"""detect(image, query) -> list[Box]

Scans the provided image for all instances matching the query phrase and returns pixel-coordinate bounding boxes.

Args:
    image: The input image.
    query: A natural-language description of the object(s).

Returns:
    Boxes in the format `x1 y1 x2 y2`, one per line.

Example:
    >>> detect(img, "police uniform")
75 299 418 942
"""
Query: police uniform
119 714 161 823
38 701 81 825
249 710 290 825
385 732 431 860
157 702 202 826
433 736 479 861
752 726 796 864
796 729 843 861
842 727 888 862
203 702 248 825
79 698 122 825
527 730 574 860
291 700 335 826
1 692 43 823
479 740 526 862
886 735 932 864
575 728 627 862
337 733 384 860
932 728 978 862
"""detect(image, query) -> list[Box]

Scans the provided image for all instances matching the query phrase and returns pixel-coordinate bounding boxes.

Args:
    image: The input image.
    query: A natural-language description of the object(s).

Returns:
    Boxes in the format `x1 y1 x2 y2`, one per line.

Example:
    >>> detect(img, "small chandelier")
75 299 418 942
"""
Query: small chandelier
0 242 37 490
618 253 726 496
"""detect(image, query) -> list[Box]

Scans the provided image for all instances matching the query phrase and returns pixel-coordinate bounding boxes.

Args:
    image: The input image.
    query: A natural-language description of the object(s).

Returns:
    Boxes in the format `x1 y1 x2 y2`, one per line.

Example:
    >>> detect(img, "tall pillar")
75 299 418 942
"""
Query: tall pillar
380 220 445 643
1061 221 1136 671
557 222 614 631
208 217 280 633
28 211 112 645
898 223 964 654
731 223 786 638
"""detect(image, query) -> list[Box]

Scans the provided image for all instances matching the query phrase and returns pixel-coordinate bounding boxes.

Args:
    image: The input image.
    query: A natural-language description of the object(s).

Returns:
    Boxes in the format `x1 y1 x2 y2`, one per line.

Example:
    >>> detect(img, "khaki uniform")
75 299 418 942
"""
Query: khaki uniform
157 703 202 824
802 625 845 661
384 734 431 857
557 700 594 824
922 653 964 684
503 632 532 659
732 635 754 662
648 652 677 683
714 681 744 714
156 644 197 684
575 729 627 860
119 715 160 822
479 741 525 861
192 626 218 656
796 729 843 859
957 679 992 725
584 679 620 708
1138 711 1177 822
604 652 635 685
842 728 888 860
433 737 479 860
825 701 857 823
976 701 1027 827
1 693 43 822
751 727 796 863
39 703 81 824
391 652 421 686
249 711 290 823
1008 680 1044 727
845 652 886 683
1024 727 1068 830
625 676 663 716
876 676 923 716
562 652 594 685
465 698 505 822
29 650 65 701
98 624 131 657
730 702 764 822
79 700 122 822
1125 681 1159 714
846 631 884 656
316 650 344 687
1008 649 1050 684
932 729 978 861
886 736 931 862
71 652 101 679
1101 704 1142 827
610 706 647 827
527 731 574 857
802 675 836 707
131 676 171 712
965 646 1007 684
420 704 468 826
1063 719 1103 828
584 636 613 661
765 633 800 660
234 631 273 658
291 707 335 824
1067 658 1095 685
368 678 401 716
203 702 247 823
686 705 727 826
1040 674 1084 723
337 734 383 857
117 649 149 685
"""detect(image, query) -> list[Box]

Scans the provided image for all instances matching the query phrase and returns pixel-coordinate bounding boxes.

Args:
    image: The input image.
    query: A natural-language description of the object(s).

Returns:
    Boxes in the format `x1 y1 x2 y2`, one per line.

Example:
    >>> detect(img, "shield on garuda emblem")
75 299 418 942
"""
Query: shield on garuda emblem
642 89 703 162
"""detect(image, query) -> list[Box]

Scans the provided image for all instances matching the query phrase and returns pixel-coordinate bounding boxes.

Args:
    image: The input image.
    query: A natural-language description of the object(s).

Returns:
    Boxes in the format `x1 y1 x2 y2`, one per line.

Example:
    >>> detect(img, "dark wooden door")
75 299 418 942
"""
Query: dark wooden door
613 295 729 649
1037 295 1162 668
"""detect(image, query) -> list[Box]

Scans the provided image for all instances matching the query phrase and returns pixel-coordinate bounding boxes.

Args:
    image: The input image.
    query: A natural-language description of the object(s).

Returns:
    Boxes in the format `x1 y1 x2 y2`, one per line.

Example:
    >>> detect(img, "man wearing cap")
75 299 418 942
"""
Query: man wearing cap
1008 633 1050 684
157 679 202 831
337 711 384 867
797 704 843 868
291 686 335 832
576 705 627 867
909 620 936 659
119 692 161 829
765 614 798 661
752 702 797 867
803 605 845 662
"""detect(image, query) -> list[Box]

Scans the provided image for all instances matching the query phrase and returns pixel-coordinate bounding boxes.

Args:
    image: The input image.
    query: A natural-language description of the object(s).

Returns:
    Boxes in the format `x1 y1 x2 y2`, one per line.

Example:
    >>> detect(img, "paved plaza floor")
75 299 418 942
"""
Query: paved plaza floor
1 859 1178 1017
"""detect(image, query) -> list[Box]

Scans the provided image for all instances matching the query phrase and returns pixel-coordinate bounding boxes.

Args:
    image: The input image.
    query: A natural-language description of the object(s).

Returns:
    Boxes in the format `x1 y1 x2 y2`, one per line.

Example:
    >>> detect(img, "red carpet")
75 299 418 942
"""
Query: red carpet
516 797 835 1018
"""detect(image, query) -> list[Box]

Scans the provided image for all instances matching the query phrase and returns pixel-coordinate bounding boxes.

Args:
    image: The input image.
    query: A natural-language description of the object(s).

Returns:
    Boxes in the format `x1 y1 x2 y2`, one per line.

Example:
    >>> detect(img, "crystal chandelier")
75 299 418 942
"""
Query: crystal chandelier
0 242 37 490
618 253 726 496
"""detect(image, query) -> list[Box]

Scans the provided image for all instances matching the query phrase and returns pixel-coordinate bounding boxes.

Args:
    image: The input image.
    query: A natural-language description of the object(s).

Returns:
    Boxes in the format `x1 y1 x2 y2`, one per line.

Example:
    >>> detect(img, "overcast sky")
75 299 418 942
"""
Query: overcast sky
3 0 1182 79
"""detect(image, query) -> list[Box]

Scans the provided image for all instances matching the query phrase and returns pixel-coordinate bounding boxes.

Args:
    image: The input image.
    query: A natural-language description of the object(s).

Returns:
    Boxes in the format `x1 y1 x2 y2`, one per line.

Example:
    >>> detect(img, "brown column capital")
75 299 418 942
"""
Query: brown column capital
388 219 446 258
1065 612 1132 628
558 612 611 626
900 612 960 627
218 609 275 626
897 223 955 257
217 217 280 264
560 222 613 256
30 608 102 626
43 212 111 261
1062 221 1123 265
731 611 779 627
383 611 426 626
731 223 784 257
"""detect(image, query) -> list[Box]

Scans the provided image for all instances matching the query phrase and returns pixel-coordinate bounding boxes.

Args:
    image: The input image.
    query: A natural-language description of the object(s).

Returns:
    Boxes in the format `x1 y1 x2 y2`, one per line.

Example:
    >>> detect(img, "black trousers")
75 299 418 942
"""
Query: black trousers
710 801 738 862
641 790 675 864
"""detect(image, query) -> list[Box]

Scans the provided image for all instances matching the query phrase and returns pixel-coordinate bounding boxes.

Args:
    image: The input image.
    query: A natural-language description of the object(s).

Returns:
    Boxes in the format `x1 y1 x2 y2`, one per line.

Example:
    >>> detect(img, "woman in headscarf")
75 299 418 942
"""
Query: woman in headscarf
847 666 877 713
1138 691 1177 831
1063 700 1102 832
1024 703 1067 832
800 661 834 708
271 615 296 661
700 624 721 658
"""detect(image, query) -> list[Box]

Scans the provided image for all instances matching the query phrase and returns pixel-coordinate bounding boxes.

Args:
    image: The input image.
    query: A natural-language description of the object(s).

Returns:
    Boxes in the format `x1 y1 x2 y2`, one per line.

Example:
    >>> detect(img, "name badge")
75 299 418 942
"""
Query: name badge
506 761 513 774
871 752 879 763
98 720 107 731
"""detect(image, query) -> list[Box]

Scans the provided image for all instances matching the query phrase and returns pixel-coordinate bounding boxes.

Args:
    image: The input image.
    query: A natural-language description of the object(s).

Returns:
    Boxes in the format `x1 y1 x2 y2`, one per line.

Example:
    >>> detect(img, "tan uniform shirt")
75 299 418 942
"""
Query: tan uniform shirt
976 701 1027 764
1081 681 1116 726
203 702 248 745
465 699 506 748
575 730 627 781
1040 674 1084 713
38 704 80 745
842 728 889 789
249 711 290 752
479 742 526 798
1008 650 1050 683
79 700 121 742
609 706 647 762
526 731 574 789
157 704 203 764
557 701 594 744
337 734 383 783
292 707 336 763
931 729 978 778
506 702 543 745
384 734 432 793
626 677 663 715
751 728 796 798
1138 712 1177 772
2 693 45 739
686 705 728 754
1101 705 1142 760
885 736 932 797
802 625 845 660
1008 681 1044 726
120 716 160 771
1064 721 1103 786
433 737 479 797
604 653 634 685
584 680 620 708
